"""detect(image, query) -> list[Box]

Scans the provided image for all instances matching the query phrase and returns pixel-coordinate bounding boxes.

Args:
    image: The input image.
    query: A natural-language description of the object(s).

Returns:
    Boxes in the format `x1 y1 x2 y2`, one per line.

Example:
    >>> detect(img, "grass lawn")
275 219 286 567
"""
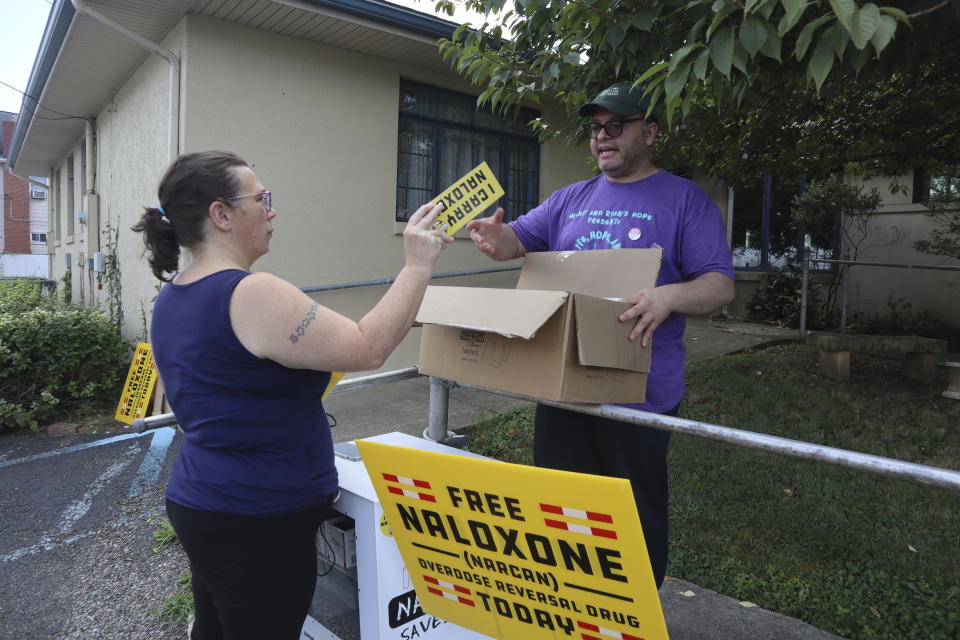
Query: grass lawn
465 343 960 640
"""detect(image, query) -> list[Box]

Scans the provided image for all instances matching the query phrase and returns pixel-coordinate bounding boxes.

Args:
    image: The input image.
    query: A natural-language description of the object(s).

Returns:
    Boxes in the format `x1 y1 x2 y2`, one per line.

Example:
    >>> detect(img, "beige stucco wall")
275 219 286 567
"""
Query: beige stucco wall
176 15 590 375
843 175 960 325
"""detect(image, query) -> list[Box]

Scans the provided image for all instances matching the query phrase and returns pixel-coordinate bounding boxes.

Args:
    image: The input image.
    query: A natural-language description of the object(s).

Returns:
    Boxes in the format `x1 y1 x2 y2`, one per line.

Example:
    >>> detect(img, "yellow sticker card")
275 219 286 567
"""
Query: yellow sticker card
356 441 668 640
114 342 158 425
431 161 505 236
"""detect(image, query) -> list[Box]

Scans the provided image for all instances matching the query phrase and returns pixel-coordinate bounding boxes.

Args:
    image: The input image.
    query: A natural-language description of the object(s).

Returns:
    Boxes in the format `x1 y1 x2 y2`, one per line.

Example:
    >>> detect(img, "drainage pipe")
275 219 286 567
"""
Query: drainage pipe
70 0 180 162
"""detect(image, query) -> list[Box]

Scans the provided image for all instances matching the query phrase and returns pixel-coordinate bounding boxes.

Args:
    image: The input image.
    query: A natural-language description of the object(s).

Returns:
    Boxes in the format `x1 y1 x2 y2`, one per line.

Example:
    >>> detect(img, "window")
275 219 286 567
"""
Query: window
31 233 47 243
730 173 834 271
396 80 540 222
30 186 47 199
913 167 960 203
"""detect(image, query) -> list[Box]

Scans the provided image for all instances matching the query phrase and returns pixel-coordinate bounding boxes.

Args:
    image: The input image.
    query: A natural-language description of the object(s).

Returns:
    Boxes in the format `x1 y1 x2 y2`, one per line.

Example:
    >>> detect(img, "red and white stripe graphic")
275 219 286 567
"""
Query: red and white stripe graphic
382 473 436 502
578 620 646 640
423 575 475 607
540 503 617 539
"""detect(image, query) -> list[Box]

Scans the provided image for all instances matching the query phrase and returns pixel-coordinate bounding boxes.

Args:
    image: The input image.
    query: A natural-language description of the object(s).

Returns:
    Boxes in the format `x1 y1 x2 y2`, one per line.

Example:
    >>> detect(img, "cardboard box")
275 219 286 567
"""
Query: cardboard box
318 515 357 569
416 249 662 403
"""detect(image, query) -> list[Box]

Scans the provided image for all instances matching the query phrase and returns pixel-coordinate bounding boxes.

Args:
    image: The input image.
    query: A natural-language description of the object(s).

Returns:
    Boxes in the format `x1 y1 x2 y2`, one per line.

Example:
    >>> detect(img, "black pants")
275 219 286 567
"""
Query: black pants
533 403 675 589
166 498 332 640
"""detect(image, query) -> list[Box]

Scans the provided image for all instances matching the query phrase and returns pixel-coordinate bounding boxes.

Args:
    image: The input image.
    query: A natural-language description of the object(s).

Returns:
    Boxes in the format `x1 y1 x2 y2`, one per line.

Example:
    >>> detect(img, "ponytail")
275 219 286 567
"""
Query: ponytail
131 206 180 281
131 151 247 281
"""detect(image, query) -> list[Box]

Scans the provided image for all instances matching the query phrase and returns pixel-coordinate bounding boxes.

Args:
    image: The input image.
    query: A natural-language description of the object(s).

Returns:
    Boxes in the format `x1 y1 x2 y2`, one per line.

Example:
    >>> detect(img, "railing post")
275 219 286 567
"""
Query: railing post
799 236 810 339
425 377 467 448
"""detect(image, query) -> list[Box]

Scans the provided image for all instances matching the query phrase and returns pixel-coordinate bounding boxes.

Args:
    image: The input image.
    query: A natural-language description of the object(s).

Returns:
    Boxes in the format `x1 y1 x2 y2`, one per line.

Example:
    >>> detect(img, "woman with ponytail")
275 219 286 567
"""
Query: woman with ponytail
132 151 451 640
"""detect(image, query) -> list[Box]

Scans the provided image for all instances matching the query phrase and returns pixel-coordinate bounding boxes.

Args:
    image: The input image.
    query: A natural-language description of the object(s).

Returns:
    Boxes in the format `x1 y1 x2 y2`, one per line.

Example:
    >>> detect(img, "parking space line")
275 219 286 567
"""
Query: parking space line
2 443 141 563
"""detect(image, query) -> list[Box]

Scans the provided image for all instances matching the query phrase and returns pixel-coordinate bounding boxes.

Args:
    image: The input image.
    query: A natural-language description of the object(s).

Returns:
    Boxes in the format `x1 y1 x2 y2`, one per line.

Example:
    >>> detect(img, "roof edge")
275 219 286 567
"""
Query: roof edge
9 0 76 171
300 0 459 39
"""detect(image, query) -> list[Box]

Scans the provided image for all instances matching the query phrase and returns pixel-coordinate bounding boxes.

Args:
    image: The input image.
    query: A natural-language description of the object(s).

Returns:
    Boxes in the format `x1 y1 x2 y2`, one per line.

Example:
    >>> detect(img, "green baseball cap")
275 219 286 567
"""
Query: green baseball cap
578 82 656 121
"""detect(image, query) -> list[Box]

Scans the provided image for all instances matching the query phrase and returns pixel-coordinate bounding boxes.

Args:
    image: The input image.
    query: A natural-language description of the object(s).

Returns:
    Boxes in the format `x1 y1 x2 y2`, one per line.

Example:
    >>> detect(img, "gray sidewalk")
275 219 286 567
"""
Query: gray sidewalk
324 317 844 640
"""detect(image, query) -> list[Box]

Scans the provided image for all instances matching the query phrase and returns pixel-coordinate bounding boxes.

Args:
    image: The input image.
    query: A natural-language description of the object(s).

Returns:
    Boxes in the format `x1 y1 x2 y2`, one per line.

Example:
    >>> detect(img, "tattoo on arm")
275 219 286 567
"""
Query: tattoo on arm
289 304 319 343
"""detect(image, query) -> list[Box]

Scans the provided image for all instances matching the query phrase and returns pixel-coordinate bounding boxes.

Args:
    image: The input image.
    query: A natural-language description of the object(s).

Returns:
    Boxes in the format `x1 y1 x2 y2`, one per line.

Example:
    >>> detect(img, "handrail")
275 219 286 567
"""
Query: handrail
130 367 421 432
300 266 520 293
448 380 960 494
813 258 960 272
132 366 960 493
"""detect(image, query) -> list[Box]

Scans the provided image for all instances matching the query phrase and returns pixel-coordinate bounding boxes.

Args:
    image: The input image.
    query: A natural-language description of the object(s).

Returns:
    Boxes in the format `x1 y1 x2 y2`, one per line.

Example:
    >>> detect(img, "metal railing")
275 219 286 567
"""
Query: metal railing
800 256 960 337
134 267 960 495
135 368 960 494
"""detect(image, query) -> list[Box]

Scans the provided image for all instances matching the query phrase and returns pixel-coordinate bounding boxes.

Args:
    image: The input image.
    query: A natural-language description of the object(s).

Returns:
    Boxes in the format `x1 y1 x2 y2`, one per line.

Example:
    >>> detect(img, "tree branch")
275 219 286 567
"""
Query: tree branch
908 0 949 19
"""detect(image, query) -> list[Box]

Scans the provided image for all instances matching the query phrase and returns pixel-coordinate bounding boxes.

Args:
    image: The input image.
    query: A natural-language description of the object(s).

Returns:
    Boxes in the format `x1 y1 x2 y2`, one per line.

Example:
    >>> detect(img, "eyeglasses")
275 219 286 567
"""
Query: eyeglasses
226 190 272 212
581 117 646 139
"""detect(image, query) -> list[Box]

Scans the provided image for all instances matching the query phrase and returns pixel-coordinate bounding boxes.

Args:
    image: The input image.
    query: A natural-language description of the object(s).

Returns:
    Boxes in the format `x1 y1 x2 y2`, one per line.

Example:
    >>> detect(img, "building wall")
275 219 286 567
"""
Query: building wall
173 15 588 373
43 25 178 325
2 118 32 255
846 174 960 325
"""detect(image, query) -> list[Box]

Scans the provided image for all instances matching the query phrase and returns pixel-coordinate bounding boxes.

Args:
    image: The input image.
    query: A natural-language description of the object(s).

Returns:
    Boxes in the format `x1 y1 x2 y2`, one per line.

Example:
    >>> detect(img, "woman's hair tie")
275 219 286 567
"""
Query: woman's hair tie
157 204 168 218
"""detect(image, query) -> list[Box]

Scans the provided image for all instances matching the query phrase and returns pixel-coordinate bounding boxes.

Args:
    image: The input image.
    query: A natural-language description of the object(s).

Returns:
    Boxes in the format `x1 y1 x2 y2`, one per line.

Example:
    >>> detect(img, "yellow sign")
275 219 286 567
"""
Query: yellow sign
431 162 505 236
115 342 158 425
357 441 668 640
322 371 346 401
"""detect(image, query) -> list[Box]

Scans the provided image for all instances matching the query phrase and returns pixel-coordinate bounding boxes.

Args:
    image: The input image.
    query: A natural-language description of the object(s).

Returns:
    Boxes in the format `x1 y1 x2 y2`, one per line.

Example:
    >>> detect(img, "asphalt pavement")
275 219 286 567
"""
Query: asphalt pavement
0 316 844 640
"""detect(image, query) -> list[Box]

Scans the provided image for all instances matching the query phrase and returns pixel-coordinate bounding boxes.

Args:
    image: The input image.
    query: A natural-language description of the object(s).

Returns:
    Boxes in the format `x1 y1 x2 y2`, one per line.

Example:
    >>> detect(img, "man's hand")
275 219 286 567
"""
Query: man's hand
466 207 525 261
619 273 735 346
619 287 675 347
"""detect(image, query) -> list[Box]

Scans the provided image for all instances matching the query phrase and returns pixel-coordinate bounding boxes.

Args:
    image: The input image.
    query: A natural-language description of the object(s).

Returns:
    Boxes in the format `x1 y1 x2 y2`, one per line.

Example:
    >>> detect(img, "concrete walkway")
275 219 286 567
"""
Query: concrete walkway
324 317 844 640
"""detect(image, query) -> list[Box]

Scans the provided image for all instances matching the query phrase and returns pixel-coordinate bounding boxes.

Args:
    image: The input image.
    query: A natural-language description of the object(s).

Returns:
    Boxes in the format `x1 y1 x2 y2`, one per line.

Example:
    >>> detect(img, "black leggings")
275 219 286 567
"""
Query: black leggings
166 498 332 640
533 403 675 588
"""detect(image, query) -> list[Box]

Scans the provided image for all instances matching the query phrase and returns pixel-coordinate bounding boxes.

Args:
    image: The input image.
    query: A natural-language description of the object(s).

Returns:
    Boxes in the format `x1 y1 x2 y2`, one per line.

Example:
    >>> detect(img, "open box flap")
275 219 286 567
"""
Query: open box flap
416 286 569 339
517 248 663 299
573 294 651 372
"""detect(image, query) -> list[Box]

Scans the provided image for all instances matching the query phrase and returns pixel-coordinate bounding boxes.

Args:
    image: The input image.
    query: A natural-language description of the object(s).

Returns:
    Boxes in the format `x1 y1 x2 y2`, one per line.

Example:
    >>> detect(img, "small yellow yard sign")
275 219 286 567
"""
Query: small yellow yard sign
114 342 158 425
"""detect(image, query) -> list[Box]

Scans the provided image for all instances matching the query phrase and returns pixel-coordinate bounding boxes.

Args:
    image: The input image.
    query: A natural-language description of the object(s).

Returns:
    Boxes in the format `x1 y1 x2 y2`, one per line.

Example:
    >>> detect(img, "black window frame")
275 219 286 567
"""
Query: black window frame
396 80 540 223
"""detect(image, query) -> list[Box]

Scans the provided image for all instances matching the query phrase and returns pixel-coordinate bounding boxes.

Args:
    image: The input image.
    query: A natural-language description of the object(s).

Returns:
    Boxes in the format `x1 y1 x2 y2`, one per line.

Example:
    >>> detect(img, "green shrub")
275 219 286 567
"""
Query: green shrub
0 304 130 431
0 279 57 315
746 268 835 329
852 297 960 351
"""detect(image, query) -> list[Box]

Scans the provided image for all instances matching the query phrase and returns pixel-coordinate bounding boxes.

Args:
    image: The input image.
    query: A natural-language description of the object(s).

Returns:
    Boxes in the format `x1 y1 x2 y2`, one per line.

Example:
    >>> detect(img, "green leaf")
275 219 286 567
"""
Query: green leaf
745 0 765 13
632 9 656 31
830 0 857 34
739 16 768 57
850 2 880 49
756 0 779 19
665 62 691 104
827 24 849 58
732 40 749 75
846 38 873 72
637 61 669 84
710 26 735 76
779 0 808 36
808 33 835 92
795 14 833 60
707 5 735 40
759 22 782 61
687 15 707 42
878 5 910 26
669 43 702 75
693 48 711 80
607 24 627 49
870 14 897 53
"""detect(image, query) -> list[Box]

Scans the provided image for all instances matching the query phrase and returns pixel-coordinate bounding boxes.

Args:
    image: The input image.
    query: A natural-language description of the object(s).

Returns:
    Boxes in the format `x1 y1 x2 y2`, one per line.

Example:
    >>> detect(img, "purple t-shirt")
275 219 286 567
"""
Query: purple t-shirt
510 169 734 413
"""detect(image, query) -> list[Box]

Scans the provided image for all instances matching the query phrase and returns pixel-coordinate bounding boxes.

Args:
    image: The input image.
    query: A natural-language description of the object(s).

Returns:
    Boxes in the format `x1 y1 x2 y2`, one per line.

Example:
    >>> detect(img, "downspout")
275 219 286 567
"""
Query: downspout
70 0 180 162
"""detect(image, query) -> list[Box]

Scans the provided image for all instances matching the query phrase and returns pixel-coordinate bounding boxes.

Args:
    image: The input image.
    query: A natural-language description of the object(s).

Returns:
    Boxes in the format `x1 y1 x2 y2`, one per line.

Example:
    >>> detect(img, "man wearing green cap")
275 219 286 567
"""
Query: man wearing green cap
466 81 735 588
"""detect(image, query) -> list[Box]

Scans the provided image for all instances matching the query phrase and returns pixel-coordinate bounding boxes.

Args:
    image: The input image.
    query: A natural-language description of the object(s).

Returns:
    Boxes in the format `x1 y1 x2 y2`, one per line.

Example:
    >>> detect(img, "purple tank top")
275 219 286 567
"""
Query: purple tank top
152 269 337 516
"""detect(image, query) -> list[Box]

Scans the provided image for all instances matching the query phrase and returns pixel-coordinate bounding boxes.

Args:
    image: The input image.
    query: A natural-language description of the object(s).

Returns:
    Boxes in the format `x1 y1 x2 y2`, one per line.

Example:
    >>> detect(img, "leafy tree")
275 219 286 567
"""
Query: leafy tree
434 0 960 180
